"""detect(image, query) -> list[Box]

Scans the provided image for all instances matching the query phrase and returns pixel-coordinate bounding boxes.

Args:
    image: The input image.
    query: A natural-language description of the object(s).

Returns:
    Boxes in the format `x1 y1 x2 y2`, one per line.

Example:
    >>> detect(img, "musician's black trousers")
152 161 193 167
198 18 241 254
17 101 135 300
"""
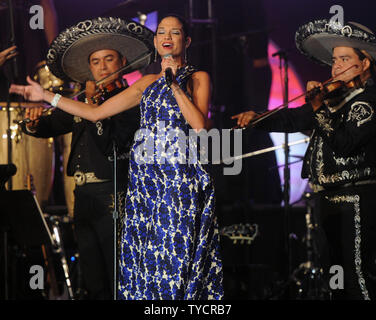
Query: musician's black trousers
313 184 376 300
73 182 118 300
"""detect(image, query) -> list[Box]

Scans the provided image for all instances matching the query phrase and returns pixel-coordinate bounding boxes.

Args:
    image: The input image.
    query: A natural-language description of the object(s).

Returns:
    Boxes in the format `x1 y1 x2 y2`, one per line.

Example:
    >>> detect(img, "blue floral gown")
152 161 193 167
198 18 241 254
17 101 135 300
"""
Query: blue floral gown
118 65 223 300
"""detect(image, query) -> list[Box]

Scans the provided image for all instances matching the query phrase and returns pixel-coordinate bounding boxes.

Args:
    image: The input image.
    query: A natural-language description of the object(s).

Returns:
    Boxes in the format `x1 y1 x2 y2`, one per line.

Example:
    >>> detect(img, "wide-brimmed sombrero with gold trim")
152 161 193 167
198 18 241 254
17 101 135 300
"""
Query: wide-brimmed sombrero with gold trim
46 17 154 83
295 19 376 66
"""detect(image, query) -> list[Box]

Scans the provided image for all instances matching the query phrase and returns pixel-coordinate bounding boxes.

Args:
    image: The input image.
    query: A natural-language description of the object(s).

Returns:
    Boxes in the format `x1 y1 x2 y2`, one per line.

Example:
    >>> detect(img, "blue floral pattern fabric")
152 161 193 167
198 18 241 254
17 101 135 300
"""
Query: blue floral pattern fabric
118 65 223 300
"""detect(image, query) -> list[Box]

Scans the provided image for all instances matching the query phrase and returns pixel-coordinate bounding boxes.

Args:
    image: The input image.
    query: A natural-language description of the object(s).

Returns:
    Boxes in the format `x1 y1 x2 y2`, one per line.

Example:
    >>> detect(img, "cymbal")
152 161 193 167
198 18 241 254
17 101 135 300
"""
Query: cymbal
102 0 171 18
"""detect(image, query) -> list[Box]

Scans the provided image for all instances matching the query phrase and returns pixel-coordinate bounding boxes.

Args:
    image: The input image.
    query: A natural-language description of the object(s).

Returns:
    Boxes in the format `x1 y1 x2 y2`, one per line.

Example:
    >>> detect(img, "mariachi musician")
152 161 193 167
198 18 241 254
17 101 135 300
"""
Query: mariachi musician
18 17 154 299
233 19 376 300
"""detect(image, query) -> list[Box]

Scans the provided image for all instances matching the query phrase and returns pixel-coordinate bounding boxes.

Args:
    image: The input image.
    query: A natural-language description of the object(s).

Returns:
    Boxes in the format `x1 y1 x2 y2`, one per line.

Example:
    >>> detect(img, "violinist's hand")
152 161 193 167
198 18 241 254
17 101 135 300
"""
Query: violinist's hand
25 106 44 130
0 46 18 67
9 76 44 101
85 80 97 105
231 110 258 128
307 81 324 111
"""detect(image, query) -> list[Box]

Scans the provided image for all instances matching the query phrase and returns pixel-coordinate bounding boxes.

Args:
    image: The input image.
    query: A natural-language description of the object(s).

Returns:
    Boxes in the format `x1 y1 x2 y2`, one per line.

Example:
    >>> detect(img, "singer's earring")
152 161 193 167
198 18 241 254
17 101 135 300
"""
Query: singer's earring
154 48 158 62
184 48 187 63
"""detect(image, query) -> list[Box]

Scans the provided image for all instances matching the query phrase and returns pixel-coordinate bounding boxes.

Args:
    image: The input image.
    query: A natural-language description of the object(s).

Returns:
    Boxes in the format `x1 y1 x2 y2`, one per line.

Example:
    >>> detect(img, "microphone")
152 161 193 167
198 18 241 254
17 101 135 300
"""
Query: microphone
165 68 173 87
163 54 173 87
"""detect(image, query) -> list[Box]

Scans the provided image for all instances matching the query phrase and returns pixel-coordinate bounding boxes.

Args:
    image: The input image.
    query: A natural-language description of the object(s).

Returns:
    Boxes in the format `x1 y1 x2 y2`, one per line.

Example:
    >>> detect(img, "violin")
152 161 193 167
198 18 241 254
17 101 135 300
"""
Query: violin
233 65 364 130
305 75 364 107
90 79 126 105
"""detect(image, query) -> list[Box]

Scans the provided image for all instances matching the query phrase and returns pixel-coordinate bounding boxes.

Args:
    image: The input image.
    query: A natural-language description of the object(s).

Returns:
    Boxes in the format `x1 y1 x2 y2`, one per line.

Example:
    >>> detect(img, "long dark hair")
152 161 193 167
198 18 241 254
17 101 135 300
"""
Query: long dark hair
353 48 376 80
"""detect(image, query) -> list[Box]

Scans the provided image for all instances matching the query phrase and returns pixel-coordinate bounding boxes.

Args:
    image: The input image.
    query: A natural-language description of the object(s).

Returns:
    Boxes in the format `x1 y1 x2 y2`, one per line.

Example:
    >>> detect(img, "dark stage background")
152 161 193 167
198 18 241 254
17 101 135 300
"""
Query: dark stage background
51 0 376 86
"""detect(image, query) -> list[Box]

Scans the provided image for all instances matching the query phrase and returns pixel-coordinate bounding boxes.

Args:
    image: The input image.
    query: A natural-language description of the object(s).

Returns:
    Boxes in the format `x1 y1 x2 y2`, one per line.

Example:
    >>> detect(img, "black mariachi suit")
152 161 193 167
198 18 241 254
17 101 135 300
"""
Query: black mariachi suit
255 82 376 300
22 86 140 299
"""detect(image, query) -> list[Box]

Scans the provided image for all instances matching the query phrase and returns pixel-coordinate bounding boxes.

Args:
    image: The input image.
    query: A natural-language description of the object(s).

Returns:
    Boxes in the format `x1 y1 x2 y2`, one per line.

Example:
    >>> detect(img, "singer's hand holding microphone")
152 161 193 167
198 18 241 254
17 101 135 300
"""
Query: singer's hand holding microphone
161 54 178 88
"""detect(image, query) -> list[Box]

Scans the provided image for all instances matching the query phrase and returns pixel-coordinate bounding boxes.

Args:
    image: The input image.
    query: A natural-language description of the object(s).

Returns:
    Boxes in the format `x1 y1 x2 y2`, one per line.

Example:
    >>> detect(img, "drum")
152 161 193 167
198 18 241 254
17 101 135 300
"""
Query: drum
33 61 79 216
0 106 54 205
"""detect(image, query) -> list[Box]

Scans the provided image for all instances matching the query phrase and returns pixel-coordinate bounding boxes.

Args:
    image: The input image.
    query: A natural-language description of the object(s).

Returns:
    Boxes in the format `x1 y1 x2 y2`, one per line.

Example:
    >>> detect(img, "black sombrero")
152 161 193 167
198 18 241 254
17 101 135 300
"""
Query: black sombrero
46 17 155 83
295 19 376 66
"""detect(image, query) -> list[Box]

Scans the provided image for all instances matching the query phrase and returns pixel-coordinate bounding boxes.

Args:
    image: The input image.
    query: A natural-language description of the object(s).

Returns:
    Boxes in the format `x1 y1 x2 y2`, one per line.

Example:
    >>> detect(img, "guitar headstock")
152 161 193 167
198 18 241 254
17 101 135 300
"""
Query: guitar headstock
220 223 259 245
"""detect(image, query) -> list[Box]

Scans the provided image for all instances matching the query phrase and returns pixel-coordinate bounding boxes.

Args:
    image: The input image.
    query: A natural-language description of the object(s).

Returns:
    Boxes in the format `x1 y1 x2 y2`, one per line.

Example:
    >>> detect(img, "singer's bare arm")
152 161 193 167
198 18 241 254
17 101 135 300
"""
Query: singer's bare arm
171 71 210 131
48 75 159 121
10 75 157 122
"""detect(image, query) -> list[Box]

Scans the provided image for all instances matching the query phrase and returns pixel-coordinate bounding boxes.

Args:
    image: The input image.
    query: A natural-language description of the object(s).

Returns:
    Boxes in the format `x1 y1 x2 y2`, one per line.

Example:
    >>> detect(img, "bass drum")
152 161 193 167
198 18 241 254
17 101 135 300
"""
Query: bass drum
0 106 54 205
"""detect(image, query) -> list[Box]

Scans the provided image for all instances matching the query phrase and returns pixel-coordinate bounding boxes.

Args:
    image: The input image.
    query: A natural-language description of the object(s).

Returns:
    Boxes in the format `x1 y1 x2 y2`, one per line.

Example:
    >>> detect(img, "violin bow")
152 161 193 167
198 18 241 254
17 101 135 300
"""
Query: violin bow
231 64 358 130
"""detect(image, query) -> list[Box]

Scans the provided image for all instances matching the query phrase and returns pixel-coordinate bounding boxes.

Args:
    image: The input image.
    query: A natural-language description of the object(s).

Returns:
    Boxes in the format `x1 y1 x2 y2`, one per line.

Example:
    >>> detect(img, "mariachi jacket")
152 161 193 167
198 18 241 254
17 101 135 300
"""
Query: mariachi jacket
255 82 376 188
22 86 140 182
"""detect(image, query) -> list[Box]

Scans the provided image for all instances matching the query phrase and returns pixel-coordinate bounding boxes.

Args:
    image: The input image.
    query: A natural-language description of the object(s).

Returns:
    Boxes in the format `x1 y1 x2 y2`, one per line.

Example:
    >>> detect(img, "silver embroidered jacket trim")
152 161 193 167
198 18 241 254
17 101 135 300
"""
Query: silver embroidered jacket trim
315 111 333 136
315 137 372 185
325 194 370 300
333 152 366 166
108 152 130 161
327 88 365 113
347 101 374 127
96 121 103 136
318 166 372 185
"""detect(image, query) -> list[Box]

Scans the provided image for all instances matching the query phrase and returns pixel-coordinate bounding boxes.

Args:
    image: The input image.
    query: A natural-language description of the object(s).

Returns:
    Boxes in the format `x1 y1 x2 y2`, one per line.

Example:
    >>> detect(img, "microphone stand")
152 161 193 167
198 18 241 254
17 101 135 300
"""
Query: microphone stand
290 193 330 299
220 138 309 164
268 192 331 300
